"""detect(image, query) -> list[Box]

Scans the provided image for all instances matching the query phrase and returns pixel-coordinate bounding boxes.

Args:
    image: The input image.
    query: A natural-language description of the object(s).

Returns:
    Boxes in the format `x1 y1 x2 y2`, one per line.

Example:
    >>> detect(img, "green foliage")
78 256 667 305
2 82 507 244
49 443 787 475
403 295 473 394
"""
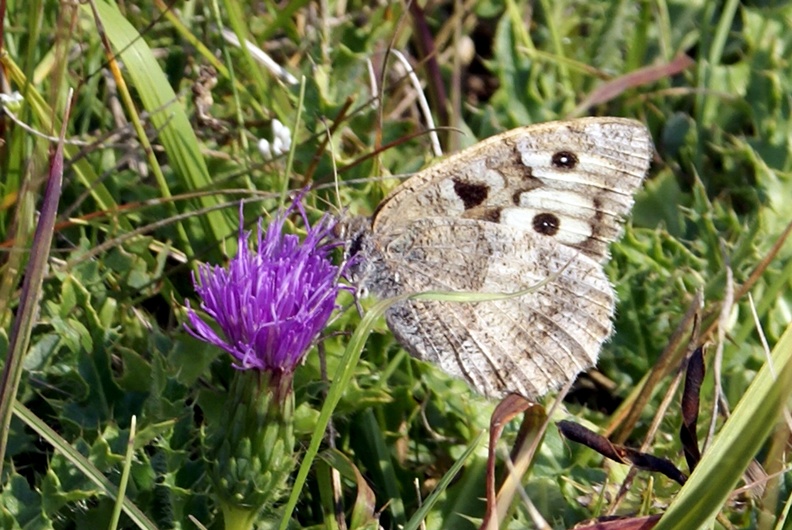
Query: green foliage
1 0 791 529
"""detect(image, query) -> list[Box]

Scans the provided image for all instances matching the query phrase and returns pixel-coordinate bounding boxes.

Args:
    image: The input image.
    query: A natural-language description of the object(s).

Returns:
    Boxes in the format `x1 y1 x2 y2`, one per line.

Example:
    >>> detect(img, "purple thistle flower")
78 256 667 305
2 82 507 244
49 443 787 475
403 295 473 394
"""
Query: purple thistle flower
185 201 340 375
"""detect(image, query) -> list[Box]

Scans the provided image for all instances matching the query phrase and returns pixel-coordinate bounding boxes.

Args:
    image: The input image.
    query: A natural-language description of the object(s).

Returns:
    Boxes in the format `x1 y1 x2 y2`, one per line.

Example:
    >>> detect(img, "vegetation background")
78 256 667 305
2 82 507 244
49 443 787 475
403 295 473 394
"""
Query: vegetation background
1 0 791 529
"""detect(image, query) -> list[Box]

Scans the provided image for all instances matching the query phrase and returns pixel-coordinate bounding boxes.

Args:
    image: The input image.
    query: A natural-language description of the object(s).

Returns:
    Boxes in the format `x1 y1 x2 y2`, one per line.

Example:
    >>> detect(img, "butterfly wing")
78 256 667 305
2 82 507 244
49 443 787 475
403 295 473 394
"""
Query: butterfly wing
355 117 652 398
372 117 652 262
364 218 613 399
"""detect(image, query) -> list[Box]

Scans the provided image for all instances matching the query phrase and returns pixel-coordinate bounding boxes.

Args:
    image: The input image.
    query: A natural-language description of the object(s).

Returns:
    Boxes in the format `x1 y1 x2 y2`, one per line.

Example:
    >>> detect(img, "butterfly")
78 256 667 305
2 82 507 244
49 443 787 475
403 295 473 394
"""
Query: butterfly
341 117 653 399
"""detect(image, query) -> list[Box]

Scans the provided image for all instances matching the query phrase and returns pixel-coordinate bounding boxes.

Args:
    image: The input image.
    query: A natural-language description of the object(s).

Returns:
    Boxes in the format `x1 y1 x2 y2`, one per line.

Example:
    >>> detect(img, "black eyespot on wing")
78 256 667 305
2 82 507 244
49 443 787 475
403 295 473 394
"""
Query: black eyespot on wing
453 178 489 210
551 151 578 169
532 212 560 236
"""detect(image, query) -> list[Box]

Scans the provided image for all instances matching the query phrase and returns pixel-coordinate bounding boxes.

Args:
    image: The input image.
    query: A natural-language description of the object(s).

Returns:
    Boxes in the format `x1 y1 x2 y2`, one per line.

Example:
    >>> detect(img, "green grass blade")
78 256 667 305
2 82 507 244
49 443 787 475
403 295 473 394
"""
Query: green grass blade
0 115 66 476
14 403 157 530
0 56 125 216
354 409 407 525
278 297 396 530
90 2 235 251
654 322 792 530
403 432 486 530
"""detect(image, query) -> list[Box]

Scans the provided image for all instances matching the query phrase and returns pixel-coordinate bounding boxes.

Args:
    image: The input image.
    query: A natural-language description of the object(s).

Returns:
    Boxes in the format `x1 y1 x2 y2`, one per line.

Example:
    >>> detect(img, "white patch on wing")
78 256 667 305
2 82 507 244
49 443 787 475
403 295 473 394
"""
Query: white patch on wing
501 193 594 245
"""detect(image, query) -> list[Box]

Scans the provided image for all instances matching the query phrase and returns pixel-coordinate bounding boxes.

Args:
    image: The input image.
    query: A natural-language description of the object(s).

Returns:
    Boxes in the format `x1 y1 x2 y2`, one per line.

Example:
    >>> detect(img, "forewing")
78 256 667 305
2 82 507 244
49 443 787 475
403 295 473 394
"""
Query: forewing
372 117 652 262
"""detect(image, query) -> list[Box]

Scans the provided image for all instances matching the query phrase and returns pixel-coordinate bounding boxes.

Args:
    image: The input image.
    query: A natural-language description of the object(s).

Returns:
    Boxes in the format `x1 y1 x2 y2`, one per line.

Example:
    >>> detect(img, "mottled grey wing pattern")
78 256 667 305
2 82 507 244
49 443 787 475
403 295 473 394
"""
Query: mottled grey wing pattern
364 219 613 398
373 118 653 262
352 117 653 399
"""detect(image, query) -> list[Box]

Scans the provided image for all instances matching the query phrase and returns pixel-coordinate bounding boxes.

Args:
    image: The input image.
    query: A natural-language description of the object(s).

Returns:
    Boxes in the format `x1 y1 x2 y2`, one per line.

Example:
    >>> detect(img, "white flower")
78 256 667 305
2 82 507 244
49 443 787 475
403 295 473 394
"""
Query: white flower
258 119 292 160
0 92 23 111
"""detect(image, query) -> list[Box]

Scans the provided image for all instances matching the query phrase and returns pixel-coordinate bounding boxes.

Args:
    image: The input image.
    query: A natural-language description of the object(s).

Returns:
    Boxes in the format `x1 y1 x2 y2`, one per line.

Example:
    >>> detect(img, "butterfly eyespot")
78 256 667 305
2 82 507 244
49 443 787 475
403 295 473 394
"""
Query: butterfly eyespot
551 150 578 169
532 212 560 236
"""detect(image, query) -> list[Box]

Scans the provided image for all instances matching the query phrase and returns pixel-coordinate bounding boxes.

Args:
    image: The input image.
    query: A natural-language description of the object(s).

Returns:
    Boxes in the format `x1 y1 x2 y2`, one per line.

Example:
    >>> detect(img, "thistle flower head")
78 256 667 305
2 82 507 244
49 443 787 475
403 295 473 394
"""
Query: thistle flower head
185 200 340 376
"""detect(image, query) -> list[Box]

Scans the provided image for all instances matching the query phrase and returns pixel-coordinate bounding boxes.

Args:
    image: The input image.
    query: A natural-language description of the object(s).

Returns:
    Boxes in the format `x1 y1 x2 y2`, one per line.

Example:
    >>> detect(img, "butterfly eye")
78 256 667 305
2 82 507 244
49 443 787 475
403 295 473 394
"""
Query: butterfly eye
532 212 561 236
551 151 578 169
347 234 364 257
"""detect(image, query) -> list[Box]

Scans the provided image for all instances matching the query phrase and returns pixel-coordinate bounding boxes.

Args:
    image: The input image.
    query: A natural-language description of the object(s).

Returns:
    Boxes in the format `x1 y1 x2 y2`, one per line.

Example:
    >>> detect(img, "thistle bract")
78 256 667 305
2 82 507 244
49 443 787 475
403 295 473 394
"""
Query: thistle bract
185 200 341 528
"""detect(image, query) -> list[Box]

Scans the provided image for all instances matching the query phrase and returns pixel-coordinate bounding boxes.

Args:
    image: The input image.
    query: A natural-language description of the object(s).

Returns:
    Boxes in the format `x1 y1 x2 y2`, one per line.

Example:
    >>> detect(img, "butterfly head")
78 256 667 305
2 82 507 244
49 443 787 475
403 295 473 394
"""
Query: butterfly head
335 215 405 299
